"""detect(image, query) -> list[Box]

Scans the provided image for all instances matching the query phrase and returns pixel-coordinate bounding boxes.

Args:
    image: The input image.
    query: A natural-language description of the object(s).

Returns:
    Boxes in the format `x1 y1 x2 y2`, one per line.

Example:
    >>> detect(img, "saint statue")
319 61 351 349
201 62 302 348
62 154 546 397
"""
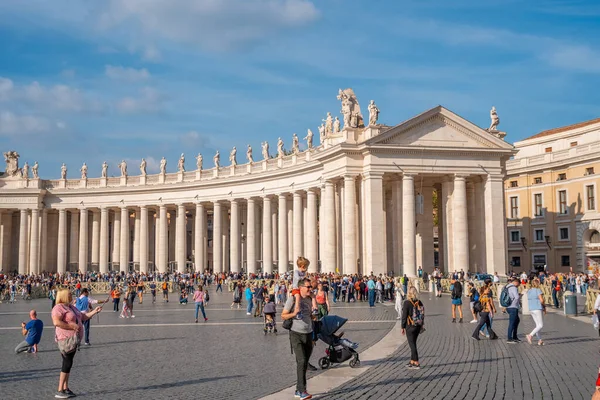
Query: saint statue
230 147 237 167
178 153 185 172
247 144 254 164
336 88 364 128
489 106 500 131
196 153 203 170
318 124 325 144
61 163 67 179
31 161 39 179
277 137 284 159
333 117 341 134
261 141 269 160
159 157 167 174
80 163 88 179
304 129 313 149
101 161 108 178
3 151 20 177
214 150 220 168
119 160 127 177
322 112 333 135
368 100 380 126
140 158 147 176
22 162 29 179
292 133 299 154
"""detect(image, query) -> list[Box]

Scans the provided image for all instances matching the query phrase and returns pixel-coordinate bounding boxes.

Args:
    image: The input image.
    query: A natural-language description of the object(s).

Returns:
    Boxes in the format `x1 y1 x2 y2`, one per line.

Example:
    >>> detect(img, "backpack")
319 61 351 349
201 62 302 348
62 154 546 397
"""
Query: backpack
451 283 462 299
282 297 296 331
500 285 512 308
473 301 483 314
407 300 424 327
472 289 480 303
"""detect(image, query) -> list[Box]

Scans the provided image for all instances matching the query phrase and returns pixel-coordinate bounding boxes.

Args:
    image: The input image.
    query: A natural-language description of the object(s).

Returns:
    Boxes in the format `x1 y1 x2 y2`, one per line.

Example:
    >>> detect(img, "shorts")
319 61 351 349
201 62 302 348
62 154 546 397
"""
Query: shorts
469 301 475 311
451 298 462 306
291 288 300 296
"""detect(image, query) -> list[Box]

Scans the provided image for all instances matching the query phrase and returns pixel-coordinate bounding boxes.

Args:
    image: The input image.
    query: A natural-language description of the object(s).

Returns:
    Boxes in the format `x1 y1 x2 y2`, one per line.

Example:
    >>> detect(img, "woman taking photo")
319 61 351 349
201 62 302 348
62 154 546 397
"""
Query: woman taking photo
526 278 546 345
401 287 425 369
51 288 102 399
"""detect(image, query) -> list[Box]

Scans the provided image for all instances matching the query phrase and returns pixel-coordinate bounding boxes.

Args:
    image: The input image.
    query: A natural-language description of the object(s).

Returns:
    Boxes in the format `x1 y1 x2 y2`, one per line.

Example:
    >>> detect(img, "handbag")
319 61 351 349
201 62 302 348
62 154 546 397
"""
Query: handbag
56 305 81 355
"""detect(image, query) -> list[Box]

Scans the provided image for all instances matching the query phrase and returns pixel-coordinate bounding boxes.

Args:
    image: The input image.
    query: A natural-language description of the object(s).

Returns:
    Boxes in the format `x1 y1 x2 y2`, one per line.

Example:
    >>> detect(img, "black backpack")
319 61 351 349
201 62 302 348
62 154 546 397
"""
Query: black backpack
451 282 462 299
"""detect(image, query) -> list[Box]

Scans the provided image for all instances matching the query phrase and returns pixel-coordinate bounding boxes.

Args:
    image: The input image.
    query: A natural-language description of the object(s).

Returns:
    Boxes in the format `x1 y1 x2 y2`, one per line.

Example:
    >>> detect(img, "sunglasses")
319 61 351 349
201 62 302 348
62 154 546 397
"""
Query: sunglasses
303 285 312 288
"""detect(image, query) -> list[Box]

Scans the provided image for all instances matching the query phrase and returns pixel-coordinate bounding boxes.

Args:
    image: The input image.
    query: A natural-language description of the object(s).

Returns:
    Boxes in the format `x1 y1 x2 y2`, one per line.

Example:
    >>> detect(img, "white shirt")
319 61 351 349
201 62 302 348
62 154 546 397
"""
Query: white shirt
493 275 500 283
594 293 600 311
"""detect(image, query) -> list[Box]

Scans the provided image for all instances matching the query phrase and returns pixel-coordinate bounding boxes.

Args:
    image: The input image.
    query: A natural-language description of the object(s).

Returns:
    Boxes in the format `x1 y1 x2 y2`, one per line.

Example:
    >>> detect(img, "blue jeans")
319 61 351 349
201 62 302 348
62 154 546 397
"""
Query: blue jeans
83 319 90 343
507 307 520 340
246 299 253 314
216 284 223 292
582 283 588 295
195 302 206 320
368 289 375 307
552 290 559 308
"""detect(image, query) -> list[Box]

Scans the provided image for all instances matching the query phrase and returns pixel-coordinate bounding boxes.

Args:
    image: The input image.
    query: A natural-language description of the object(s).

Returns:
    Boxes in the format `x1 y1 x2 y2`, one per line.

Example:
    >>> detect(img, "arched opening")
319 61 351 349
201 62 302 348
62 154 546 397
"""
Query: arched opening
591 230 600 244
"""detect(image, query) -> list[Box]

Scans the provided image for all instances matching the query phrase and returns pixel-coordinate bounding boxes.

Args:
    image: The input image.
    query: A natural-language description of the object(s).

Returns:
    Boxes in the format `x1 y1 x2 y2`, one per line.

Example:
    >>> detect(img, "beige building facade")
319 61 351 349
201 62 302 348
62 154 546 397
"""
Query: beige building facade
505 117 600 273
1 98 514 277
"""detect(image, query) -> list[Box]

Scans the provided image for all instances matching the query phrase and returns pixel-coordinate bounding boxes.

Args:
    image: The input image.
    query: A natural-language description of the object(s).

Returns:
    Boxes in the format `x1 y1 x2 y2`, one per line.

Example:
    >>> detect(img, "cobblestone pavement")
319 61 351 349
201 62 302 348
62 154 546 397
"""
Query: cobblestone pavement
0 289 395 400
319 292 598 400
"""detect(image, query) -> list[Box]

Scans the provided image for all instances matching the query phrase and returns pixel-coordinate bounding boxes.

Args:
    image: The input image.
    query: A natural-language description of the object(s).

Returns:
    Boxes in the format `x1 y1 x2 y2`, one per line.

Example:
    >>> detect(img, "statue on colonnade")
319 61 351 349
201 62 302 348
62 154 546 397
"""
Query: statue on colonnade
22 162 29 179
337 88 364 129
3 151 20 177
159 157 167 174
61 163 67 179
178 153 185 172
214 151 220 168
31 161 39 179
247 145 254 164
489 106 500 131
304 129 313 149
80 163 87 179
140 159 147 176
230 147 237 167
261 141 269 160
119 160 127 177
292 133 299 154
101 161 108 178
368 100 380 126
277 137 284 159
196 153 203 171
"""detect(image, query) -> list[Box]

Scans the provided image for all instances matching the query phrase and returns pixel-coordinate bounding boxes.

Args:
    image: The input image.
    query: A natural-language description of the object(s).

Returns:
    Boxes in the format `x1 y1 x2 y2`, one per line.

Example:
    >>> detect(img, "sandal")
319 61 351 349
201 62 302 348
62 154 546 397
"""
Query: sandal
526 334 532 344
538 340 545 346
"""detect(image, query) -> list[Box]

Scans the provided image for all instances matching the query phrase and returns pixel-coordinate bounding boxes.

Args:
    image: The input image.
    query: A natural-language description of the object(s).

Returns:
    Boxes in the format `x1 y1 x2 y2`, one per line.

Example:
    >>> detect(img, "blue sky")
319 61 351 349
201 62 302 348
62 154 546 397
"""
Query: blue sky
1 0 599 178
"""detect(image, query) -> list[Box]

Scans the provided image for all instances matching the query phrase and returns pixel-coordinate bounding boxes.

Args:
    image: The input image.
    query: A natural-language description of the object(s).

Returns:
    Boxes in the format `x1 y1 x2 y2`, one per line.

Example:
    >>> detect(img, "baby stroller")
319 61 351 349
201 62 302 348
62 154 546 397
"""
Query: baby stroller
263 300 277 335
317 315 360 369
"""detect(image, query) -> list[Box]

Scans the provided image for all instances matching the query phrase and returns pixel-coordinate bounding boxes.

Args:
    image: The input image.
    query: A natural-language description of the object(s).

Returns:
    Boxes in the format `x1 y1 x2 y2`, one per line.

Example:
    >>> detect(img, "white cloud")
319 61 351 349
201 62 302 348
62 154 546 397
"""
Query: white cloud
105 65 151 81
61 69 76 78
116 87 163 114
0 77 13 100
97 0 320 51
0 111 52 135
142 45 161 62
180 130 210 148
543 45 600 74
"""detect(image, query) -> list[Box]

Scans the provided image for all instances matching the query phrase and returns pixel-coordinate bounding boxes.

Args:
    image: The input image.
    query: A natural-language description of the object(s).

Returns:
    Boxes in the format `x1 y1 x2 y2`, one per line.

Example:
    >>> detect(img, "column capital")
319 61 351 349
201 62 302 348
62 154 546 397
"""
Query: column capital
362 171 384 180
402 173 416 180
453 174 469 181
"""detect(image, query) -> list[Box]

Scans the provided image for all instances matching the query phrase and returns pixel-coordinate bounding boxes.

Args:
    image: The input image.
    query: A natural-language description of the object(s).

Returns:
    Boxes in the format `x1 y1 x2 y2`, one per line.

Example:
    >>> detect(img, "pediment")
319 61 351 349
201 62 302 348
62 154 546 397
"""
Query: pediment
367 106 514 150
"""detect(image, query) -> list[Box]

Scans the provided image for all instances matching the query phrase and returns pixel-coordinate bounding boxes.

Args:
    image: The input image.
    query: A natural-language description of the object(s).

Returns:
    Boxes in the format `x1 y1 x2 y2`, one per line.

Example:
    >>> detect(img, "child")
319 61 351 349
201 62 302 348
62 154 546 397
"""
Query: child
263 296 277 333
292 256 318 320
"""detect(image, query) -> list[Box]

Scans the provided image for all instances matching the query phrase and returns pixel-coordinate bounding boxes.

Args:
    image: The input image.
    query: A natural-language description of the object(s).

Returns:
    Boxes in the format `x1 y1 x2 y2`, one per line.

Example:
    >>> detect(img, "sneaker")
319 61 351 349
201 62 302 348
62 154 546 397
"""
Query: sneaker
295 391 302 398
299 392 313 399
55 391 69 399
246 312 251 315
119 315 125 319
470 319 478 323
204 318 208 322
406 363 415 369
513 338 522 343
83 342 91 346
507 340 516 344
130 315 135 318
479 331 485 337
412 364 421 370
195 319 198 323
471 336 480 341
64 389 77 398
526 334 532 344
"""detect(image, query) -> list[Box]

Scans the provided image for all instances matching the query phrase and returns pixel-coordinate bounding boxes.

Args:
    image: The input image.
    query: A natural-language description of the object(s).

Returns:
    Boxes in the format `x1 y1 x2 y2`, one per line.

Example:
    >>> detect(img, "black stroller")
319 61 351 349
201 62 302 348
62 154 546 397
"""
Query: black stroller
316 315 360 370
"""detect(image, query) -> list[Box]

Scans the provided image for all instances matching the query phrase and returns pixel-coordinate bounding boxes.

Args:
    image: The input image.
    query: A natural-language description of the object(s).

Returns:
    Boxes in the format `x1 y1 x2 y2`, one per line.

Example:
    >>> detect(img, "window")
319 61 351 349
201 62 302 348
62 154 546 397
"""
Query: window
510 181 518 188
559 227 569 240
511 257 521 267
534 229 545 242
570 141 578 147
510 196 519 218
587 185 596 210
510 231 521 243
561 255 570 267
545 147 552 153
533 254 546 266
557 173 566 181
586 167 595 175
534 193 543 216
534 177 542 184
558 190 567 214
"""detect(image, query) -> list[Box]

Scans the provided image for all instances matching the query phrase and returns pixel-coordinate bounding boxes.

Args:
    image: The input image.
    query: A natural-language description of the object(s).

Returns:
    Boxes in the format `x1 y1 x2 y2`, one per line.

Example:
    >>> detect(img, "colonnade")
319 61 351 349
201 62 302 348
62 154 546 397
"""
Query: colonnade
0 172 506 276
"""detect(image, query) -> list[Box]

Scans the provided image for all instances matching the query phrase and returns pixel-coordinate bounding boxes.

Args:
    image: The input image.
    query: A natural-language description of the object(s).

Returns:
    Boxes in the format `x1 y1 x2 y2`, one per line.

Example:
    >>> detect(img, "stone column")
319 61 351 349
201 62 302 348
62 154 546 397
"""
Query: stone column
402 174 417 277
29 209 39 274
319 187 325 271
278 194 288 274
176 204 186 273
271 205 278 263
140 205 148 274
343 175 358 274
69 211 79 265
293 191 303 261
57 209 67 274
91 210 100 269
484 175 507 275
99 207 109 273
133 210 141 265
168 211 176 265
230 199 240 273
120 207 129 272
40 209 48 270
247 199 257 275
391 178 403 275
112 210 120 269
262 196 273 274
467 181 480 273
324 181 336 273
306 189 318 272
158 205 167 273
78 208 88 273
363 173 385 275
453 175 469 271
213 202 222 273
195 204 205 272
222 207 230 271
